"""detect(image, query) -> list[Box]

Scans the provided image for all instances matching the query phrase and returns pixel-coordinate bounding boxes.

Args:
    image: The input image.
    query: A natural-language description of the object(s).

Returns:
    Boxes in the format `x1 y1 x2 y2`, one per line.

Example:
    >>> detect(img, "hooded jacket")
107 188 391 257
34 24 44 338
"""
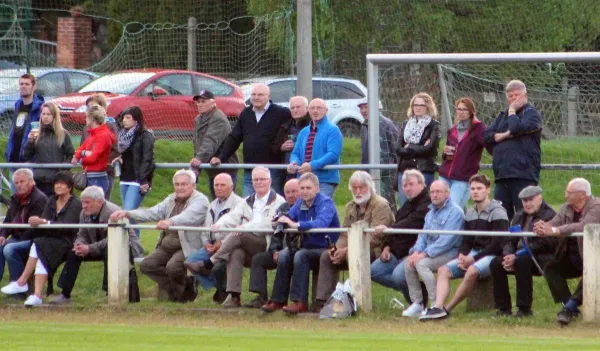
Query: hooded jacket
23 127 75 183
5 94 44 162
438 119 487 182
459 199 509 261
286 192 341 249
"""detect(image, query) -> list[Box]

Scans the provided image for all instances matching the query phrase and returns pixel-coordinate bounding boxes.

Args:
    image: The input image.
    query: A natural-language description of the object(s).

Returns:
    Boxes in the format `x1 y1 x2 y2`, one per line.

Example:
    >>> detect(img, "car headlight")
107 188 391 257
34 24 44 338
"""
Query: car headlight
75 105 87 113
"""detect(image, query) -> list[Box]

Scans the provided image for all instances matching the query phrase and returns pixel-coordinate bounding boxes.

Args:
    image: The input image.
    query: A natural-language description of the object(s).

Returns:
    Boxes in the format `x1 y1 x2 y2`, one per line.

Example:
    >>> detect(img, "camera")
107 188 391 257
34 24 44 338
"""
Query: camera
272 210 289 235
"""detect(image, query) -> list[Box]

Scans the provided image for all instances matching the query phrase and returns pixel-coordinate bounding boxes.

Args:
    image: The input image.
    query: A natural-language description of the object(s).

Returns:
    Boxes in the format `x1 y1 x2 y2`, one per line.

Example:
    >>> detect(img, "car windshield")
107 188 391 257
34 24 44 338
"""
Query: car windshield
0 78 20 95
79 72 155 94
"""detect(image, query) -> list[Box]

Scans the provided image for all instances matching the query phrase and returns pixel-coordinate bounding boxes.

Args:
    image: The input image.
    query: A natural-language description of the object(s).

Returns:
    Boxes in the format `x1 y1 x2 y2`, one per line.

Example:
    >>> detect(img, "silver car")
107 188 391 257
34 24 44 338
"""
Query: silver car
0 67 98 131
238 76 372 137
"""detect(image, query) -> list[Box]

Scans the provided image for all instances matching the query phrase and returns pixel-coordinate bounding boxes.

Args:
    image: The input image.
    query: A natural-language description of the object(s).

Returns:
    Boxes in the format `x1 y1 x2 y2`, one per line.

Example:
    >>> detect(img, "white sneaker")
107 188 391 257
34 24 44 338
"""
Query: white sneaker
1 281 28 295
24 295 43 307
402 302 424 317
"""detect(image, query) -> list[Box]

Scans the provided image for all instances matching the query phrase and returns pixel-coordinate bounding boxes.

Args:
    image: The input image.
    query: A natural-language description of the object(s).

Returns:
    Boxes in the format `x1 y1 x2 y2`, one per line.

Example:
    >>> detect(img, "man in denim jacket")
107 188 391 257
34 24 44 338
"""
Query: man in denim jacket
402 180 464 317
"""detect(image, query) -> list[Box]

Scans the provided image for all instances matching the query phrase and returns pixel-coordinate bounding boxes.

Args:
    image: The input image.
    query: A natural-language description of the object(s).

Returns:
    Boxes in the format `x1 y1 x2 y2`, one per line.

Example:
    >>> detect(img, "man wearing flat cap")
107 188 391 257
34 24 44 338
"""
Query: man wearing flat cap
489 185 557 317
358 98 399 211
190 90 239 199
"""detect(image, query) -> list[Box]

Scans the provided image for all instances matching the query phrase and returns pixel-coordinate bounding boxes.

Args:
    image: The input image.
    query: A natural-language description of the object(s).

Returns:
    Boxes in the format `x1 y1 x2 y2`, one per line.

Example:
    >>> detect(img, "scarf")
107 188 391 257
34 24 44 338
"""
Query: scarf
456 120 471 142
117 125 138 153
403 115 432 144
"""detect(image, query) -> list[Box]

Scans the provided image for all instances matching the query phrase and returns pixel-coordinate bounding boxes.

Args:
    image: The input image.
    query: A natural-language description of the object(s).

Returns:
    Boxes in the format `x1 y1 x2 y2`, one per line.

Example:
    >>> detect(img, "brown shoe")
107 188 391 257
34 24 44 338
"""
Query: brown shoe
282 301 308 314
184 260 212 277
222 294 241 308
310 300 326 313
243 295 266 309
261 301 286 313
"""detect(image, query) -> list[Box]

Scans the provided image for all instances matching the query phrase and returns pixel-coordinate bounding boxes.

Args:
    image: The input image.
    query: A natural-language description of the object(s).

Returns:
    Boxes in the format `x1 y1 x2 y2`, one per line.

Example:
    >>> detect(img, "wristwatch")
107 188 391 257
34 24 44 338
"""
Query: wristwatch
551 227 557 235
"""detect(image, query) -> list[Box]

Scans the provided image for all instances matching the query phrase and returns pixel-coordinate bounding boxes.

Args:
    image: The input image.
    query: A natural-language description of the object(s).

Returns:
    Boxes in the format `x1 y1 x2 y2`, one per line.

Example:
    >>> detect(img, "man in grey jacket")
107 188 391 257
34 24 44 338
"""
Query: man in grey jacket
112 169 209 303
189 90 239 200
50 186 143 304
183 173 243 303
186 166 286 308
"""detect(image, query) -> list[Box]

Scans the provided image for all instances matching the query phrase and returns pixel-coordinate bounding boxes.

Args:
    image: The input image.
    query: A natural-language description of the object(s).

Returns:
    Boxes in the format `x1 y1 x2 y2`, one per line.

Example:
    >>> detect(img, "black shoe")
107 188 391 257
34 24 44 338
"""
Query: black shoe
515 309 533 318
243 295 266 309
492 309 512 318
419 307 449 321
557 307 579 326
212 289 227 304
184 276 198 303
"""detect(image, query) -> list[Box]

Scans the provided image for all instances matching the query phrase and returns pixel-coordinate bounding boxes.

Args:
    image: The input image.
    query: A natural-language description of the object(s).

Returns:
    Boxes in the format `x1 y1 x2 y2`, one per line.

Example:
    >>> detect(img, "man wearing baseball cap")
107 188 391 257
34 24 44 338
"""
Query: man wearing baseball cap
190 90 239 199
489 185 557 318
358 98 399 211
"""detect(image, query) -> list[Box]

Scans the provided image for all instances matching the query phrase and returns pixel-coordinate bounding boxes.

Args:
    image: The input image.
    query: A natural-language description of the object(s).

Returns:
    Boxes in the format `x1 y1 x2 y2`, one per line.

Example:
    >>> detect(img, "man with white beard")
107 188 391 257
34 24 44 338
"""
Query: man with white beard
314 171 394 312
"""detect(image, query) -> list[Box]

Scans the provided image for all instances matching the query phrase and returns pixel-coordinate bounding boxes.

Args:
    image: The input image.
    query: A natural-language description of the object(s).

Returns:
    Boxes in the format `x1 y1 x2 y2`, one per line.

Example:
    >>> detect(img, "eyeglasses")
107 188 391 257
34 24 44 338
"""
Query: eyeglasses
251 93 268 97
252 177 270 183
455 108 469 112
413 104 427 108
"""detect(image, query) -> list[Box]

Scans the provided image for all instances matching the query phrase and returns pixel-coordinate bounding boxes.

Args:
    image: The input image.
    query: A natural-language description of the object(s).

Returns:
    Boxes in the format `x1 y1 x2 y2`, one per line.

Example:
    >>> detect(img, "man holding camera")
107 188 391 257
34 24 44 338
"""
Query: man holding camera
261 173 340 314
245 178 300 308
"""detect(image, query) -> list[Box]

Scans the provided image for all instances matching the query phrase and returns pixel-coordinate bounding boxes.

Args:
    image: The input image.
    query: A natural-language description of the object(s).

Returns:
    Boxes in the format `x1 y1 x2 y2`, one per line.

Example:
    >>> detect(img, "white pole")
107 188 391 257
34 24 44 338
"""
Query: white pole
367 61 381 194
347 220 371 313
296 0 312 99
583 224 600 322
108 218 130 304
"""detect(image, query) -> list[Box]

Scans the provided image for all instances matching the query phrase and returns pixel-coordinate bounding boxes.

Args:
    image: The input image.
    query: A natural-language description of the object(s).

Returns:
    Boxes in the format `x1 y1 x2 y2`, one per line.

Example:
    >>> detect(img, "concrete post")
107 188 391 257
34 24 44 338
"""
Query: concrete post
347 220 371 313
187 17 197 72
296 0 312 99
567 86 579 137
582 224 600 322
107 218 130 305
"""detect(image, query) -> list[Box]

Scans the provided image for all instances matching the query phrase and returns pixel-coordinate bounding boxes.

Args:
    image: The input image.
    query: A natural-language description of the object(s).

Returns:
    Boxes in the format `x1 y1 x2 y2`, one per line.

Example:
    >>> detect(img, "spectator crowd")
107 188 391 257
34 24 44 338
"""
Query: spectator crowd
0 75 598 327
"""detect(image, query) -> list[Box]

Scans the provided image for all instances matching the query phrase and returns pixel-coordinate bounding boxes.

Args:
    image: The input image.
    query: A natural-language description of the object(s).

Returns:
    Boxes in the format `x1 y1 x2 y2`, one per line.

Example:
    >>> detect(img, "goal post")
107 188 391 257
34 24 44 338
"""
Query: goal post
366 51 600 196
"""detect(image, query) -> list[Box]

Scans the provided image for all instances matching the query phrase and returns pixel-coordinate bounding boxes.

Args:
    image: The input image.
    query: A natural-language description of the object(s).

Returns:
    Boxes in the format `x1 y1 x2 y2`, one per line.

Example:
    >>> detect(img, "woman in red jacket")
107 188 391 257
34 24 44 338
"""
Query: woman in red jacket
438 98 487 209
71 105 116 195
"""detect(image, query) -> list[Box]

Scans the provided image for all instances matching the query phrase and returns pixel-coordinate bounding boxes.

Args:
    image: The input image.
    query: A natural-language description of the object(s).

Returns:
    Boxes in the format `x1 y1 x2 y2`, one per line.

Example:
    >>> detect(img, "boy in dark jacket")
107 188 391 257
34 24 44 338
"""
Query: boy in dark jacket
421 174 508 321
490 185 557 317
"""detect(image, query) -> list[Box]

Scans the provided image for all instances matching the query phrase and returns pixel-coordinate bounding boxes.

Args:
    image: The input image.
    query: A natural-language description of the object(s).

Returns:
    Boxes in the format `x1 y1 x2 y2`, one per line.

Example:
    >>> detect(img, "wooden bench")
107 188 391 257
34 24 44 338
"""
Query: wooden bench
465 277 494 312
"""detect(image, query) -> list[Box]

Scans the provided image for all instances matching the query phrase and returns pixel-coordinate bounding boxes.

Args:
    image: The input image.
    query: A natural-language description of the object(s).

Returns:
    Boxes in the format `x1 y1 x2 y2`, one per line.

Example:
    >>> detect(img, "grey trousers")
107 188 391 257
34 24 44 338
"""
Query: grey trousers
212 233 266 293
405 251 456 305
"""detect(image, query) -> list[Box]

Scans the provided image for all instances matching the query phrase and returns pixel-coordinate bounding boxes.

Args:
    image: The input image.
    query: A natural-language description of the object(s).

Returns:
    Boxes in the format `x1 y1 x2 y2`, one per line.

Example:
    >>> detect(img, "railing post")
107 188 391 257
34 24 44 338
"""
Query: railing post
108 218 130 305
582 224 600 322
347 220 371 313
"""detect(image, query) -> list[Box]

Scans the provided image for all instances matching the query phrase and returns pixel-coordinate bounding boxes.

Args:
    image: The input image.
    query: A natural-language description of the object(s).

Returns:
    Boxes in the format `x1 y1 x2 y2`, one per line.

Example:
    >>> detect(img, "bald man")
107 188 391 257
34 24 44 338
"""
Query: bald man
245 178 300 308
184 173 244 303
211 83 292 197
287 98 342 199
271 96 311 194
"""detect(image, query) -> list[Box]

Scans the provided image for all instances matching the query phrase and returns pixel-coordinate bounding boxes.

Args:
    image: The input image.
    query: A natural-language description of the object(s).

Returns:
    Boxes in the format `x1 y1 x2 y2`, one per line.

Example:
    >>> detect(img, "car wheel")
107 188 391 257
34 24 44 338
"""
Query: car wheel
0 111 12 133
337 119 361 138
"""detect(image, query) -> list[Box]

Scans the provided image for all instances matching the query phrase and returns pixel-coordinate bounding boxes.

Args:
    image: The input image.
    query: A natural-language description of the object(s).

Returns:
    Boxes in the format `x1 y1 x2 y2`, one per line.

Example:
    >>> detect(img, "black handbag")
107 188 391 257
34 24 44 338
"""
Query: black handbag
128 248 140 303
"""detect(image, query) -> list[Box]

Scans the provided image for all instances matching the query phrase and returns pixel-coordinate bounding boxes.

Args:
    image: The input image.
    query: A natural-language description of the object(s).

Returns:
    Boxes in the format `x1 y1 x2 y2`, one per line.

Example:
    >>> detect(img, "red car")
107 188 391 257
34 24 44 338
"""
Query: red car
51 69 245 138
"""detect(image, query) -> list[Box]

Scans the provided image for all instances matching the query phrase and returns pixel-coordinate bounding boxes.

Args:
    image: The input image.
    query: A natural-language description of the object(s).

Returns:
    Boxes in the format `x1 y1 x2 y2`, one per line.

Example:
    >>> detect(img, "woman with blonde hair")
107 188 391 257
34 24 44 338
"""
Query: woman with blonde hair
438 97 487 208
23 102 74 196
72 105 116 194
396 92 441 206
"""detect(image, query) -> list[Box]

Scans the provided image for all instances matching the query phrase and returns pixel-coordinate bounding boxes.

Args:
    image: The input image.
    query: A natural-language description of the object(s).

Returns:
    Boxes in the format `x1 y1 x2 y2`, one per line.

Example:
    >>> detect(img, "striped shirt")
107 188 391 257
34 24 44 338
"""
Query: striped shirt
304 126 318 163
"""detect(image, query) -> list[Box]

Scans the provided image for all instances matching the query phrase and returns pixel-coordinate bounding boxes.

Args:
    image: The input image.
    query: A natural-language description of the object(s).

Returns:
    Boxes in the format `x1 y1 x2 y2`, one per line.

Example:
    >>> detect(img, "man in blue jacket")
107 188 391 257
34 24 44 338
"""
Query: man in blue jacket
483 80 542 221
266 172 340 314
287 98 343 199
5 73 44 193
402 180 464 318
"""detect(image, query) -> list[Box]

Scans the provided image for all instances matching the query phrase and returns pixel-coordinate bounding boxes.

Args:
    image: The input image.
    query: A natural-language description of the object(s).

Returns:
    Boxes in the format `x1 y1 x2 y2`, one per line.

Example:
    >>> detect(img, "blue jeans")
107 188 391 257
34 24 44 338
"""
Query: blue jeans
398 172 434 207
439 176 470 209
289 248 325 304
319 182 337 199
186 248 216 290
1 239 31 281
120 183 147 237
87 174 109 195
242 170 253 197
371 255 410 303
270 248 293 303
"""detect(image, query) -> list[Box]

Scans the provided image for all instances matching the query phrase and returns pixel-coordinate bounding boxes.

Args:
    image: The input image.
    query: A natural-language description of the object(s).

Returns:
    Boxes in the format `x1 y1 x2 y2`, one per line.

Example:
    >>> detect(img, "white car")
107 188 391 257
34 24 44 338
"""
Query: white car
238 76 374 137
